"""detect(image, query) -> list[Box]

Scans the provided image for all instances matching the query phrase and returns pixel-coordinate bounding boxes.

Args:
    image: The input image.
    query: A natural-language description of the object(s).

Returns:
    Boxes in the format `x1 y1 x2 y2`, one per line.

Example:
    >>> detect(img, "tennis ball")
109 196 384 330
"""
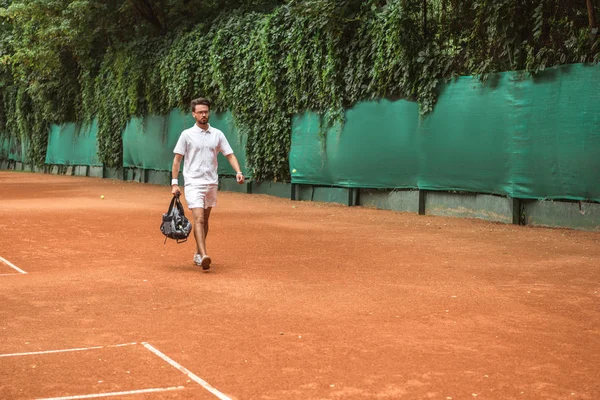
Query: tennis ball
100 195 104 199
292 169 297 173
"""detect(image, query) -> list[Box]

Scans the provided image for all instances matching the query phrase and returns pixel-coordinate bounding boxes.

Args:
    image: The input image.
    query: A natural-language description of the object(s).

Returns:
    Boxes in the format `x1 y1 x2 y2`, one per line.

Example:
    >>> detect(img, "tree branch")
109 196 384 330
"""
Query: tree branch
422 0 427 38
586 0 596 31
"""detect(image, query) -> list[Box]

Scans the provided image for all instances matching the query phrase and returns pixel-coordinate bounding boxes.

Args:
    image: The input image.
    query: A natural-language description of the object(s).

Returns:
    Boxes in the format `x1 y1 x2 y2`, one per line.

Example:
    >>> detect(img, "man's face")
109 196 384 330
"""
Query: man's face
193 104 210 125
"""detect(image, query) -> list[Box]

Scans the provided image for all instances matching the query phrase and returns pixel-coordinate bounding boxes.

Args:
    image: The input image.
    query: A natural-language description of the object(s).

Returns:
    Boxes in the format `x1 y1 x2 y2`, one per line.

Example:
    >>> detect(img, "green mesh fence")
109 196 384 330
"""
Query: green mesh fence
45 121 101 166
416 73 514 194
1 136 26 162
18 138 28 163
122 112 179 171
214 112 247 177
122 109 248 176
1 136 11 161
290 63 600 202
508 66 600 201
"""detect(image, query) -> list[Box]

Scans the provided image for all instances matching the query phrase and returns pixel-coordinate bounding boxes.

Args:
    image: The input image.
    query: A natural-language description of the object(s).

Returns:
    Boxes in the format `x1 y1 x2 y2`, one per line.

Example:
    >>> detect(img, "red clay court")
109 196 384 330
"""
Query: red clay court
1 171 599 399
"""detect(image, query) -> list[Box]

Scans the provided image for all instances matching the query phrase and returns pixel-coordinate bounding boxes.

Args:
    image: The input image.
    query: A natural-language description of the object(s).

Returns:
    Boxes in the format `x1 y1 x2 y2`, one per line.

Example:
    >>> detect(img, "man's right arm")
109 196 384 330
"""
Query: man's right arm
171 154 183 195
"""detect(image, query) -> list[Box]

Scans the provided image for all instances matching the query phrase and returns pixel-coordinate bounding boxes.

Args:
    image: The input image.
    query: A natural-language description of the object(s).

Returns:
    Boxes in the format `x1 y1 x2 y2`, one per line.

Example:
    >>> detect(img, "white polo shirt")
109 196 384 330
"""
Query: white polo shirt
173 124 234 186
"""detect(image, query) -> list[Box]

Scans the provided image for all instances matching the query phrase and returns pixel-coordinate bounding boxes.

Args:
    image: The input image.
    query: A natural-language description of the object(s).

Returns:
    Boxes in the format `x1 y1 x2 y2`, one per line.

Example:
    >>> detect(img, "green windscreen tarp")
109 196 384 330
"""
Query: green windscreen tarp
122 111 183 171
215 113 247 177
45 121 101 165
17 138 28 163
0 137 7 160
123 109 248 176
1 137 15 161
291 101 420 189
1 136 27 162
290 63 600 202
509 66 600 201
416 73 513 194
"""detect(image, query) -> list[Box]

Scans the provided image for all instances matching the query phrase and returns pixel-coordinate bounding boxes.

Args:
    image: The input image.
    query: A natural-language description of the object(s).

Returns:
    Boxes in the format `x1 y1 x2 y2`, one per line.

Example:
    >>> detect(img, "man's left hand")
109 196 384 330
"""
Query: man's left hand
236 172 245 184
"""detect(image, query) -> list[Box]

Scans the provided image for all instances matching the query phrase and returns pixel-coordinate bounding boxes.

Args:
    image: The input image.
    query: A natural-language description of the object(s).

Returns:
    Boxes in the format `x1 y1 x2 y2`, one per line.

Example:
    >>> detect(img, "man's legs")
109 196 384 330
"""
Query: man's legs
203 207 211 238
186 184 217 270
192 207 212 257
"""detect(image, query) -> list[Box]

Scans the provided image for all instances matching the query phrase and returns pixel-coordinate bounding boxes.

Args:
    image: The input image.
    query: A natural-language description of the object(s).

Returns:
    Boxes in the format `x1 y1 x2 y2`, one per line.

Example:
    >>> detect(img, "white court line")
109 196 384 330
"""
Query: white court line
0 255 27 274
0 273 24 276
142 342 232 400
0 342 138 358
35 386 186 400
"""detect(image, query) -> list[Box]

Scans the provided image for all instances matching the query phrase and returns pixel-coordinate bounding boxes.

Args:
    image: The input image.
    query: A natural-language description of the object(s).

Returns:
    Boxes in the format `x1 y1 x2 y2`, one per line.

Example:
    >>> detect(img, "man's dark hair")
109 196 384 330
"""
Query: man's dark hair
191 97 211 113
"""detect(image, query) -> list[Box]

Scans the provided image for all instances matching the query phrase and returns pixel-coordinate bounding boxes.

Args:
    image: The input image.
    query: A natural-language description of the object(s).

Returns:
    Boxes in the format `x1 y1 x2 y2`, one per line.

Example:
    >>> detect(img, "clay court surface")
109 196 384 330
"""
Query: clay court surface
0 171 599 400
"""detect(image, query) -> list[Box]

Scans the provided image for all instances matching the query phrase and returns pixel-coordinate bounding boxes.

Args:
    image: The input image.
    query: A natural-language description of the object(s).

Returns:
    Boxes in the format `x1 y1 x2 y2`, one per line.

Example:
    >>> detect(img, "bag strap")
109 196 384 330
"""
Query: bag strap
174 194 186 216
166 194 179 214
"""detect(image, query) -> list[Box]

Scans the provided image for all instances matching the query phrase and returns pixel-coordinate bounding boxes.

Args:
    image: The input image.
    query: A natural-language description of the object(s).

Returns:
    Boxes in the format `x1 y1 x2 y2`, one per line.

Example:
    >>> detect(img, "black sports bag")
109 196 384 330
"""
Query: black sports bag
160 194 192 243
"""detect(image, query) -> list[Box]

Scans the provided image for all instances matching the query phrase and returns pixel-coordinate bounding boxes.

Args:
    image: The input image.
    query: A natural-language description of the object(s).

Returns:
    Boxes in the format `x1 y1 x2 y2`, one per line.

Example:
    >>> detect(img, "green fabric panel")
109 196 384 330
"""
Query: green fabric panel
123 113 176 170
290 100 429 189
509 65 600 201
290 63 600 202
18 138 28 163
0 137 10 160
417 75 513 194
215 112 248 176
327 99 420 188
0 137 5 159
45 121 101 166
123 109 248 175
289 113 334 185
1 137 26 162
1 137 24 162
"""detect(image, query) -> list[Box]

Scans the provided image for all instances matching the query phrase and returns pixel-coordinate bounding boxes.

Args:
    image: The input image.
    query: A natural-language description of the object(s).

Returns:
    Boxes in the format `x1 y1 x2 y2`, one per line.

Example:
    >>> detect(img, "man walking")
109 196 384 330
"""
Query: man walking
171 97 245 271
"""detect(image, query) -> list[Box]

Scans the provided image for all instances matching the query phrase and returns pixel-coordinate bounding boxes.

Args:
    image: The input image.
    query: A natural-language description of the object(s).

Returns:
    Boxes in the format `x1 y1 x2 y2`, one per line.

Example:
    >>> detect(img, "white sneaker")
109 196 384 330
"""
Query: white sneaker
193 254 202 265
200 255 211 271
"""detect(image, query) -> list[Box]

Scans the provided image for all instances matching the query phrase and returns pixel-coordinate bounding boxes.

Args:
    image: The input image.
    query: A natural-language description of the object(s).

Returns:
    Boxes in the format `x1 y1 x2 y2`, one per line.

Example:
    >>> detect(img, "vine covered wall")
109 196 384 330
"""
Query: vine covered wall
1 0 598 181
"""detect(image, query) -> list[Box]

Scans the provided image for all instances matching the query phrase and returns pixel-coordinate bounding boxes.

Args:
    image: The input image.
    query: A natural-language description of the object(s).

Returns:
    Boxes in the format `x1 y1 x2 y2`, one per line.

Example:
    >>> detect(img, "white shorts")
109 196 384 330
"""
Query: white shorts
184 184 218 209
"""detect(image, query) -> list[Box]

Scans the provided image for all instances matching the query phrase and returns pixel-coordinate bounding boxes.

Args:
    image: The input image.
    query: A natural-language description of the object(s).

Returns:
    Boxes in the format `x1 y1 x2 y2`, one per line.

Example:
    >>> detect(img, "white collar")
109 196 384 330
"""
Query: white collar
194 123 212 133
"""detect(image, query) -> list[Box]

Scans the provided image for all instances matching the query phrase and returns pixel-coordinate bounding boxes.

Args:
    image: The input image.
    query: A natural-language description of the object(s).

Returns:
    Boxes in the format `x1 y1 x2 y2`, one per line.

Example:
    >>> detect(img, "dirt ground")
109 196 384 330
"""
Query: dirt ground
0 171 599 400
